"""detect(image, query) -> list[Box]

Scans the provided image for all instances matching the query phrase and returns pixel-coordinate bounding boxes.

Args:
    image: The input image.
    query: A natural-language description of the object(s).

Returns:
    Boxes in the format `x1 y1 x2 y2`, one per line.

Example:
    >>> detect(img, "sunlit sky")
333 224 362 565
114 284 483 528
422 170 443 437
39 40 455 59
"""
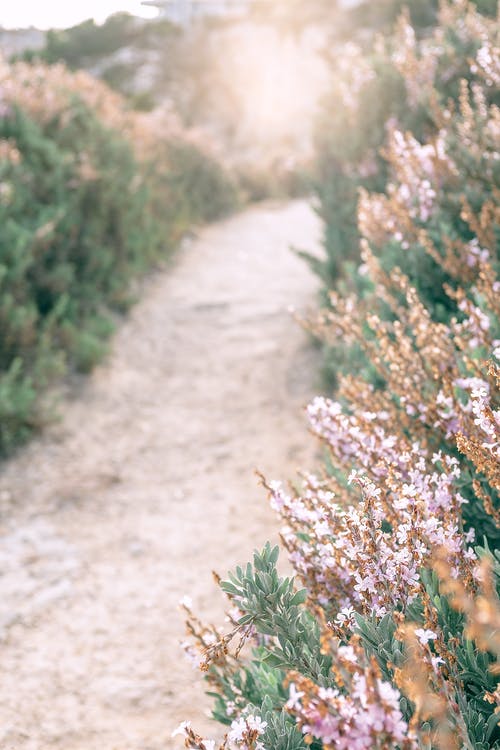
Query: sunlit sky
0 1 158 29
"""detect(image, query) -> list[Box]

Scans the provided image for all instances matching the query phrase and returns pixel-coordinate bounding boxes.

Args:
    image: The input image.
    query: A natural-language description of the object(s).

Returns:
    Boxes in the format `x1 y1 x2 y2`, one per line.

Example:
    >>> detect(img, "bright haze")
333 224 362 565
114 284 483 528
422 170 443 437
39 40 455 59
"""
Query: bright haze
0 0 157 29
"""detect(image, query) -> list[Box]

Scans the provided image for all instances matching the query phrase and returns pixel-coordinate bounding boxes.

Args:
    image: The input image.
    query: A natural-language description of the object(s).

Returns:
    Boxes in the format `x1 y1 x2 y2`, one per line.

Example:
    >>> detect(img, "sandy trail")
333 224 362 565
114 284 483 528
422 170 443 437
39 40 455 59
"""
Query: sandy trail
0 200 321 750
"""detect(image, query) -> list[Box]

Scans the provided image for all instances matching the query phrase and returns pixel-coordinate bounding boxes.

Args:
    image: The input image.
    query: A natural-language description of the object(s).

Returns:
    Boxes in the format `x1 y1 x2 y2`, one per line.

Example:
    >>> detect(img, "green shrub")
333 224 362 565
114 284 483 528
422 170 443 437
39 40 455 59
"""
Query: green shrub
155 139 238 228
0 65 236 455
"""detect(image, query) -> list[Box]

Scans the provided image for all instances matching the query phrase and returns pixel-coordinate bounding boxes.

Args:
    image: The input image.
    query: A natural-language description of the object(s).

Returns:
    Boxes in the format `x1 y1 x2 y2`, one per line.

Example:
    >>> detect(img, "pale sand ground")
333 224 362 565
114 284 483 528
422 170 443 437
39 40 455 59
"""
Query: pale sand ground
0 200 322 749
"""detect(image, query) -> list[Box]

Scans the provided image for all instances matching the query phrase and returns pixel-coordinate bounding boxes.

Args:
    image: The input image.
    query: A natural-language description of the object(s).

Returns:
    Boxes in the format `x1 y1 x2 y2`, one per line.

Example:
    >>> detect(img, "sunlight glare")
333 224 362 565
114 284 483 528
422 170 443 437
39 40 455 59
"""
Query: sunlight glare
214 24 328 149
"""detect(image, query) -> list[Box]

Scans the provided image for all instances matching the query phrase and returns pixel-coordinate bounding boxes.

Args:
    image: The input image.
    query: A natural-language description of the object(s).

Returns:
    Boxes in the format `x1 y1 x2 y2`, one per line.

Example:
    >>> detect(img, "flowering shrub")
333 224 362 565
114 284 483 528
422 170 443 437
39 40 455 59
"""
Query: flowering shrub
177 4 500 749
307 0 499 387
179 370 499 748
0 55 236 455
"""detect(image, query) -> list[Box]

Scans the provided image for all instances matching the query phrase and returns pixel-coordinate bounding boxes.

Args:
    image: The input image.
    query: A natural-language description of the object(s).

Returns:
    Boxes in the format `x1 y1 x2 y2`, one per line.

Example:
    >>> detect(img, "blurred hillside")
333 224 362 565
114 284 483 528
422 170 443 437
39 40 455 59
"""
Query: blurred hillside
0 1 458 120
5 0 490 191
3 14 177 111
1 12 327 193
0 27 45 58
11 3 423 178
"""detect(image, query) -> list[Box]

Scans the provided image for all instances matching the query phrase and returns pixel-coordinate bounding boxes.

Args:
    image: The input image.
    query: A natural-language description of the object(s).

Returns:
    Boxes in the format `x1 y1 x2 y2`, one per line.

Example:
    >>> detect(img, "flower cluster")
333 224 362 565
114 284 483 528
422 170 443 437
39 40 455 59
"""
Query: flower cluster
173 714 267 750
286 652 414 750
267 406 475 622
475 40 500 87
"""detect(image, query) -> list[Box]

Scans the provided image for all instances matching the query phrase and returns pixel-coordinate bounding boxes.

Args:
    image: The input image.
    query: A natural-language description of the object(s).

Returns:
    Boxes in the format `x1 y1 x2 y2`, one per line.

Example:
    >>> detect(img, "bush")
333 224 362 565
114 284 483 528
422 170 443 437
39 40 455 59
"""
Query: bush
155 139 238 227
177 5 500 750
0 57 237 455
309 1 497 285
305 1 499 388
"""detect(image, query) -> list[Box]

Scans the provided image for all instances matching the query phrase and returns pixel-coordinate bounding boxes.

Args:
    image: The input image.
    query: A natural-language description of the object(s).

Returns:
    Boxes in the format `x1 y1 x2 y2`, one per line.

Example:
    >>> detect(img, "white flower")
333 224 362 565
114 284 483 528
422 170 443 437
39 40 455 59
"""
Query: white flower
347 469 358 485
171 720 191 738
471 387 488 399
415 628 437 645
179 595 193 609
465 528 476 544
228 718 247 742
247 715 267 734
338 645 357 663
229 715 267 743
335 605 356 626
431 655 445 670
286 683 305 710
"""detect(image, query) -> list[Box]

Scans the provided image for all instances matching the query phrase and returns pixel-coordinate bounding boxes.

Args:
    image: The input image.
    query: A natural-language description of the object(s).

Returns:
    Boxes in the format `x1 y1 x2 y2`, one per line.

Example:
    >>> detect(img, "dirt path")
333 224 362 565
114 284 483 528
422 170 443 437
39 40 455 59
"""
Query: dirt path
0 201 321 750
